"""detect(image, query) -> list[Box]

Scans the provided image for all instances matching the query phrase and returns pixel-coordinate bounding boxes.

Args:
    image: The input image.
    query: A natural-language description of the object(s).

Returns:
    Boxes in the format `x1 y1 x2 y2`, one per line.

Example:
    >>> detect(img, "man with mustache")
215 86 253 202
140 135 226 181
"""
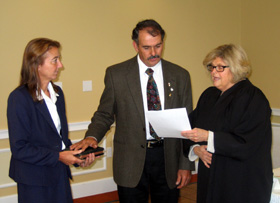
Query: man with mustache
71 19 194 203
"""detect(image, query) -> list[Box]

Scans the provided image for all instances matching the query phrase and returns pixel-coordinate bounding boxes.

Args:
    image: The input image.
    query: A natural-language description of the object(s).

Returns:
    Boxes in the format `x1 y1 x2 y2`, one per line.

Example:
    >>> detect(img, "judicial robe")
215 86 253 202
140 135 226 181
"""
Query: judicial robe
183 79 273 203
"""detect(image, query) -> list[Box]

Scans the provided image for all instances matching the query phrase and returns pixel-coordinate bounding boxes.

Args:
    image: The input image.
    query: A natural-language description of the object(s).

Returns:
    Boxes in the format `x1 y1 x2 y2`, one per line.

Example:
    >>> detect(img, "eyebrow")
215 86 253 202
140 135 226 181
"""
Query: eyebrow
52 55 60 60
210 63 227 66
142 42 162 47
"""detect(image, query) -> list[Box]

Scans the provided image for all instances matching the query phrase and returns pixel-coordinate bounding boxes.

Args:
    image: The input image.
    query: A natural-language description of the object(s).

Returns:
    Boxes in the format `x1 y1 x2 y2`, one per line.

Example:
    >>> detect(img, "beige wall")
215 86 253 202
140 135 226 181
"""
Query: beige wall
0 0 279 199
241 0 280 109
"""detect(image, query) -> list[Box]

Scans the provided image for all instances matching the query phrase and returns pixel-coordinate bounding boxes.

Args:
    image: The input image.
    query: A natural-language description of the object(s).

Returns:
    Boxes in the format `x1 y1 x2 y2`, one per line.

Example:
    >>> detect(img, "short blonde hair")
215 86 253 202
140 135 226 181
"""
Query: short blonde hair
203 44 251 83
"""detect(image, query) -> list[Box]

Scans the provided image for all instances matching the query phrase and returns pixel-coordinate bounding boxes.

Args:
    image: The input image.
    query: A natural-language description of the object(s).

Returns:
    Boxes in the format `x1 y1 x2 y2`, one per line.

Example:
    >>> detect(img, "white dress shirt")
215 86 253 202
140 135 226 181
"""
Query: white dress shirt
137 55 165 140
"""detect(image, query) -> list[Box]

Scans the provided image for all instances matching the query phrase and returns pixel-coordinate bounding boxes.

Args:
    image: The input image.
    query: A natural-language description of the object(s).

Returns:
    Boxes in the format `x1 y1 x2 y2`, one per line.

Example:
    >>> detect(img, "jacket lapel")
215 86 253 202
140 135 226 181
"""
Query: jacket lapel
125 57 145 124
35 100 59 135
124 57 175 122
162 60 176 109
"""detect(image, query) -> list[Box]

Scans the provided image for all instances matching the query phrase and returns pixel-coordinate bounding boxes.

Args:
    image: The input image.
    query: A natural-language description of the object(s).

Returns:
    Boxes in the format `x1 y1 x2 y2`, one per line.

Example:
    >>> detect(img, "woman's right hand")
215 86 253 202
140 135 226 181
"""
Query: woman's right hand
59 150 84 165
181 128 209 142
193 145 212 168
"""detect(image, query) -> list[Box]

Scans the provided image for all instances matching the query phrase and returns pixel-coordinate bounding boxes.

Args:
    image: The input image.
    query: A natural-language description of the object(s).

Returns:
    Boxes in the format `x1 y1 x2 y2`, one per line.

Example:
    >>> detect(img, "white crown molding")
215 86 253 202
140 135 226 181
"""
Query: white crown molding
272 108 280 116
68 121 91 131
0 121 116 140
0 138 107 189
1 108 279 140
0 121 91 140
1 115 279 140
0 130 8 140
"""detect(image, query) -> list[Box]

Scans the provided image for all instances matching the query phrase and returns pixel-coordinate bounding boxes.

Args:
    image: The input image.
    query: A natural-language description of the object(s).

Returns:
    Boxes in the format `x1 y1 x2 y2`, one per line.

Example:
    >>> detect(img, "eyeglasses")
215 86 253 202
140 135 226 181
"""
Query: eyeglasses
207 65 230 72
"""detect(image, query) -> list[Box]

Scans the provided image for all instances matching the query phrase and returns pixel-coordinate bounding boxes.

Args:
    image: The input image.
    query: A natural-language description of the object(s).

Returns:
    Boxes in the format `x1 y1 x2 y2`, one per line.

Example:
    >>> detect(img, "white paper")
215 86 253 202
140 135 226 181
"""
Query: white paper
146 108 191 139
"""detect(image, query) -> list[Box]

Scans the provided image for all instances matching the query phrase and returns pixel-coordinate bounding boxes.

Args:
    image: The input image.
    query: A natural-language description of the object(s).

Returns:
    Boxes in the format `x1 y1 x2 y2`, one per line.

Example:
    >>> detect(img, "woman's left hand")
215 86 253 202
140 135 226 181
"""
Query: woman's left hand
181 128 209 142
79 153 95 168
193 145 212 168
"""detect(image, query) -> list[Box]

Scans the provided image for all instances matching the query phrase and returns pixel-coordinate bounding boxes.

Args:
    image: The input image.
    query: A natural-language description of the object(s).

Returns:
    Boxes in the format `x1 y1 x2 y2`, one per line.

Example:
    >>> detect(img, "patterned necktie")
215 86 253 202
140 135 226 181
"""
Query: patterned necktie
146 68 161 140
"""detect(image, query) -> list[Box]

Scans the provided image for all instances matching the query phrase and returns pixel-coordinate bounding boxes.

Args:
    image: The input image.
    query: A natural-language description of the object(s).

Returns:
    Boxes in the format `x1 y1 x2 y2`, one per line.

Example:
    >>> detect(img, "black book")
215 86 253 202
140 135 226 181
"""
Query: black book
64 146 104 159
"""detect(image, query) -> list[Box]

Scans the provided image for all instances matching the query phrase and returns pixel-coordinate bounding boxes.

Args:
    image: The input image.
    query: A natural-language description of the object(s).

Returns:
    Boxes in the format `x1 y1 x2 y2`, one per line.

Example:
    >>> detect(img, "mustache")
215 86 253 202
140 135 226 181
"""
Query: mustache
148 55 160 60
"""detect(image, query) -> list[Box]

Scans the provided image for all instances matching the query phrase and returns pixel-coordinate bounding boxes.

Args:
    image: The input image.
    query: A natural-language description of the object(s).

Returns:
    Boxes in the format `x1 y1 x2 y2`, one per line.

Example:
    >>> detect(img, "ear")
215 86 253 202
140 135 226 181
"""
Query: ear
132 41 139 53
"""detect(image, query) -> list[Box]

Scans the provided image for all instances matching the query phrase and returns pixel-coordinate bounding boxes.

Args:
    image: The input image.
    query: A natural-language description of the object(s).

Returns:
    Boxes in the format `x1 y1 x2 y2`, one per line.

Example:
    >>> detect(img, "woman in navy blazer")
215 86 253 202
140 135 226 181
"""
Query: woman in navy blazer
7 38 95 203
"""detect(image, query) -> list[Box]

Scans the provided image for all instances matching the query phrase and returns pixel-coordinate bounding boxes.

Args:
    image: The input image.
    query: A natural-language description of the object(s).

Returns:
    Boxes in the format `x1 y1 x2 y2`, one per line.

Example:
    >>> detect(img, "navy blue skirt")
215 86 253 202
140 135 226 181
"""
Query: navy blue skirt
17 166 73 203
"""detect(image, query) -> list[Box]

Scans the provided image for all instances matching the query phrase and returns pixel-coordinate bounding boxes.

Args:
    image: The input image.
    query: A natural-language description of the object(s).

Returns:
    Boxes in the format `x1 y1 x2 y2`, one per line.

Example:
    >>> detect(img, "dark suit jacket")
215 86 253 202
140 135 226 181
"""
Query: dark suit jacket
85 56 195 188
7 85 72 186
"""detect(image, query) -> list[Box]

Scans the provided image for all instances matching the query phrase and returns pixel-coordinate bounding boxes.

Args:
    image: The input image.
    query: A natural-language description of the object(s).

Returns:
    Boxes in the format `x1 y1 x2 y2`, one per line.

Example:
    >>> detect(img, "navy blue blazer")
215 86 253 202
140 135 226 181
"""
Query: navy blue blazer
7 85 72 186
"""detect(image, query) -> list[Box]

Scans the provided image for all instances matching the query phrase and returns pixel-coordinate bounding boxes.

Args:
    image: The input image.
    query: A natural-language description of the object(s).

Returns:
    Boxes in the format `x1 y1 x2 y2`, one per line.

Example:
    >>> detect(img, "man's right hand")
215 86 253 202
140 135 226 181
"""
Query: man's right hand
70 137 98 151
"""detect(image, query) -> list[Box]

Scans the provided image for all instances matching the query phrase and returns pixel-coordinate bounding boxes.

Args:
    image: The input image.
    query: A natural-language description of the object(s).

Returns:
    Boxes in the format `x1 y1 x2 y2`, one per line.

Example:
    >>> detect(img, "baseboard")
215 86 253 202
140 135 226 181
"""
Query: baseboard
190 174 197 183
0 194 17 203
72 177 117 199
0 174 197 202
0 177 117 203
73 175 197 199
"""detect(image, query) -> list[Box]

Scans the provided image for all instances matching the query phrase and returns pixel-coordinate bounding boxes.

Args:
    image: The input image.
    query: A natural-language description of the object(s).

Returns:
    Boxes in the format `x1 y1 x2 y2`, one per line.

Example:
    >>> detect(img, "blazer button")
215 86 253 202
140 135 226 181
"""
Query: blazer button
141 145 145 148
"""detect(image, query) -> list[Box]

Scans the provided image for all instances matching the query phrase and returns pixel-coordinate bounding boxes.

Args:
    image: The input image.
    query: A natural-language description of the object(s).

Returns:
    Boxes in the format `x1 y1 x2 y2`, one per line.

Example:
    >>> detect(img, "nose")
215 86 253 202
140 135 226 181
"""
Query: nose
150 47 156 56
57 59 63 69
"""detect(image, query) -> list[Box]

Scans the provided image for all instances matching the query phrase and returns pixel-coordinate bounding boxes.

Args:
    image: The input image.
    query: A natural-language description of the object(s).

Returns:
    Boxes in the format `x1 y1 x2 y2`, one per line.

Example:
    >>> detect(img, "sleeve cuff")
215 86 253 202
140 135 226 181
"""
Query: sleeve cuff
207 131 215 153
188 144 200 161
87 136 98 142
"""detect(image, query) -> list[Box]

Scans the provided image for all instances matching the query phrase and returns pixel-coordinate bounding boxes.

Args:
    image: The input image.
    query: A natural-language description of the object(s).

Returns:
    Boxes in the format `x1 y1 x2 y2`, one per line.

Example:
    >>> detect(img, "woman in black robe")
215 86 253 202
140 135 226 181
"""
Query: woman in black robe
182 44 273 203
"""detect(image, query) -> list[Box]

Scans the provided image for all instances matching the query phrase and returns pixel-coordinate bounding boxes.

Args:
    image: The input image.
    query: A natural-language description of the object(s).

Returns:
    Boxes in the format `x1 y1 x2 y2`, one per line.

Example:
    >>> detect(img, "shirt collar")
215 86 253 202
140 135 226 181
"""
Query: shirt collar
137 54 162 76
37 82 59 102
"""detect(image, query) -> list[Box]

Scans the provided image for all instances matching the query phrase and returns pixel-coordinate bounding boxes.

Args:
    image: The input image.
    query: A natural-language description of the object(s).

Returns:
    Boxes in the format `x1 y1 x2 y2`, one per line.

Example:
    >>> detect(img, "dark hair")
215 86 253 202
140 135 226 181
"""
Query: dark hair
20 38 61 101
132 19 165 45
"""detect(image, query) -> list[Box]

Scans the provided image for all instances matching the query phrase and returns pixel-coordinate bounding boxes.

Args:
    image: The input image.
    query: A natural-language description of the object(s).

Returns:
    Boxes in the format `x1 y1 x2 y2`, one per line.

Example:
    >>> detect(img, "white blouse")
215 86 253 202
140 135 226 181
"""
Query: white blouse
39 83 66 150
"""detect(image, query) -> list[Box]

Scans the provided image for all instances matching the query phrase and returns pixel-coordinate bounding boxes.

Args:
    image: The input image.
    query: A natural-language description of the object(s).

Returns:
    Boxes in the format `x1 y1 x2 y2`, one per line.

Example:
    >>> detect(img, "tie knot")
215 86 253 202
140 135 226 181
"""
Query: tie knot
145 68 154 76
